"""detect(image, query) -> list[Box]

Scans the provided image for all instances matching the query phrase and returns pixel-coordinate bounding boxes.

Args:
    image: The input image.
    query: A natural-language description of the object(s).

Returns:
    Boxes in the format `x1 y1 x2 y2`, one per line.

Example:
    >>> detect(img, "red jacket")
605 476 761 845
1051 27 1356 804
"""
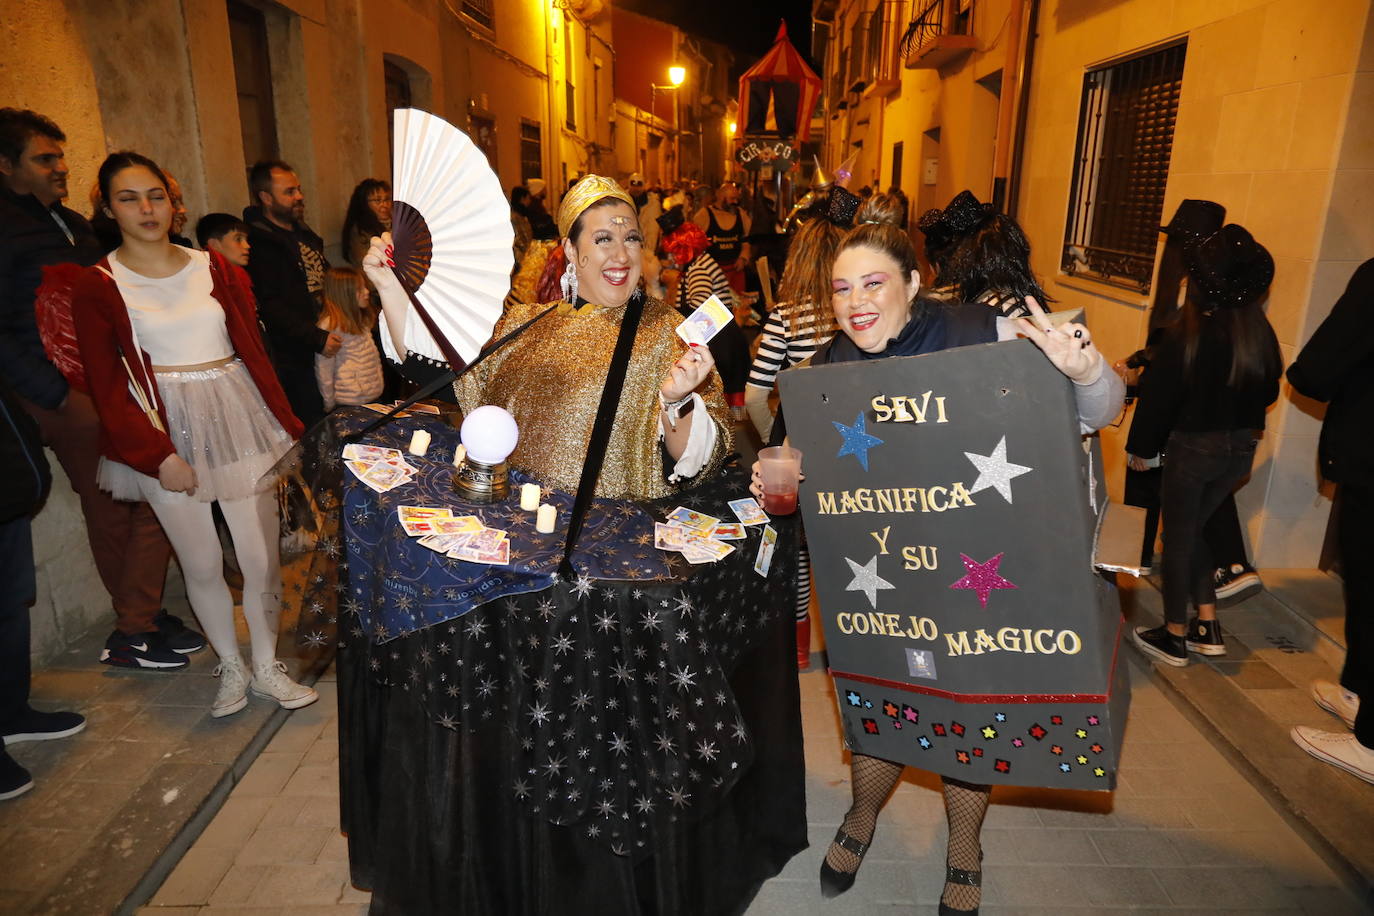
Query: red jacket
72 249 303 476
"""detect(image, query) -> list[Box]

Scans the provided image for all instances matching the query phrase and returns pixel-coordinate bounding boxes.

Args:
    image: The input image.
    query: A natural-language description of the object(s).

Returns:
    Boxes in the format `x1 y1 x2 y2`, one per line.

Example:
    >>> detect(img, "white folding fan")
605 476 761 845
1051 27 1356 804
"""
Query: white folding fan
382 108 515 370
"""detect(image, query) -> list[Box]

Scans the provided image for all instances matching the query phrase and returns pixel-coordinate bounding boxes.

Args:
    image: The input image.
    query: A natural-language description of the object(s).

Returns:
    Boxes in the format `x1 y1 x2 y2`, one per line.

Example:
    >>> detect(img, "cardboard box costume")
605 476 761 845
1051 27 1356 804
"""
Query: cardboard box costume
779 337 1130 789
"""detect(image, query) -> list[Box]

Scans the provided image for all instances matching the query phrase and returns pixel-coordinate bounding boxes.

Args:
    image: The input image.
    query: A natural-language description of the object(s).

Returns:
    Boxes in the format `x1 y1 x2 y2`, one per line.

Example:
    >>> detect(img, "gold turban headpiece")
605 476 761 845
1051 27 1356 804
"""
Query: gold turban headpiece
555 174 636 238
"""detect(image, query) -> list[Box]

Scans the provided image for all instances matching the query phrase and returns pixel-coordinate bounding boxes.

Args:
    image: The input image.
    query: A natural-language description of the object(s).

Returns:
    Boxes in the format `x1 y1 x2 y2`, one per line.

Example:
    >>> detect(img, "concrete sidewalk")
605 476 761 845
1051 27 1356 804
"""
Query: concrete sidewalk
136 653 1366 914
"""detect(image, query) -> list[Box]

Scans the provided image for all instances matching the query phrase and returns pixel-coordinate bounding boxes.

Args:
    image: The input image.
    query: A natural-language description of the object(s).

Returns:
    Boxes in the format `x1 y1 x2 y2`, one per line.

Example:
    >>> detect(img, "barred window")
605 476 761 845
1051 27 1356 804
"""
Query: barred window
1062 41 1186 294
461 0 493 30
520 121 542 184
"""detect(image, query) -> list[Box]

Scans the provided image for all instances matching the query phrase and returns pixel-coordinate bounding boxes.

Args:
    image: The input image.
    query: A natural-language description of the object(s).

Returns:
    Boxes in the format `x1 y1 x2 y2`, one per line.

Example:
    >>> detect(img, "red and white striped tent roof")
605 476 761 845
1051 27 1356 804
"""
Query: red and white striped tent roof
737 21 822 143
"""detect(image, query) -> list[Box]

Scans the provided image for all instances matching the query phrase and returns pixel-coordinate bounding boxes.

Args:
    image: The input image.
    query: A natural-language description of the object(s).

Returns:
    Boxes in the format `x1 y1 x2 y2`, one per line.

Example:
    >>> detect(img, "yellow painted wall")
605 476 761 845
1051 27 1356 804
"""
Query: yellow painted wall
1017 0 1373 568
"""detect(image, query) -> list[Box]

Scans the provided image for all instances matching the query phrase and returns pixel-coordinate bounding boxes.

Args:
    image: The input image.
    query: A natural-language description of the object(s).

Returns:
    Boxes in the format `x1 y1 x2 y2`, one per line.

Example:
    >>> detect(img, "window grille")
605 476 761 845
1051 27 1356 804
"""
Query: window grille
520 121 542 184
1062 41 1186 294
461 0 493 30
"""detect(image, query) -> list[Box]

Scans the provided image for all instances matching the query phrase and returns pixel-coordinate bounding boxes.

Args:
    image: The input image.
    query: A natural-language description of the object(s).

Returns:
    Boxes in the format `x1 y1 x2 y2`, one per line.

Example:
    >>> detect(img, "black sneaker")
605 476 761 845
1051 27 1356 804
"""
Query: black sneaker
153 610 207 654
0 749 33 801
100 630 188 669
0 707 86 745
1214 563 1262 606
1186 617 1227 656
1132 625 1188 667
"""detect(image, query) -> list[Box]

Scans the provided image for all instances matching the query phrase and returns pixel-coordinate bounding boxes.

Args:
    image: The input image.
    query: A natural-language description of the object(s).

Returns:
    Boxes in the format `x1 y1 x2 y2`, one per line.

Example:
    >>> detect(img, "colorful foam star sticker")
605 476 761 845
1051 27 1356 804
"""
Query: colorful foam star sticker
833 412 884 471
918 736 932 749
883 701 899 719
1075 728 1088 739
1011 738 1025 748
1086 715 1100 726
846 691 862 707
1093 767 1106 777
862 719 879 734
903 705 919 723
1028 724 1047 740
948 553 1018 609
1059 762 1072 773
1051 715 1064 725
933 723 947 736
956 750 971 765
951 721 966 737
963 436 1033 503
994 759 1011 773
981 726 998 740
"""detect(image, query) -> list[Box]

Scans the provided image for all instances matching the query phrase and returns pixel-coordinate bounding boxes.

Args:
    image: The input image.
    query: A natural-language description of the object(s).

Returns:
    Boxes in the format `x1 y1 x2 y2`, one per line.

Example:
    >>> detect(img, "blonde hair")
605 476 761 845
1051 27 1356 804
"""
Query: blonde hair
778 217 842 342
319 266 374 335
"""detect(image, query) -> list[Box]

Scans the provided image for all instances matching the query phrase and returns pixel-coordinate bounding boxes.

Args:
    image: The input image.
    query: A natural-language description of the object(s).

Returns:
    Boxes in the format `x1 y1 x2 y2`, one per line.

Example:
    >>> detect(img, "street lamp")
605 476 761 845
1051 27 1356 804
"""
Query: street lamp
650 64 686 119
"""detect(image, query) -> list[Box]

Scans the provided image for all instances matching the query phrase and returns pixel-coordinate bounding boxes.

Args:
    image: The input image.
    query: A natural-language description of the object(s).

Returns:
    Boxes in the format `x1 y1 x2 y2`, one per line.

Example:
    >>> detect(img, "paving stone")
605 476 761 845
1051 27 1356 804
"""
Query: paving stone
71 702 143 740
194 795 274 849
235 825 333 866
1209 660 1299 690
262 716 326 754
208 863 272 906
300 735 339 768
121 705 212 742
233 752 304 797
71 736 178 783
149 673 225 707
169 705 275 766
279 763 339 797
1006 826 1104 865
1074 864 1173 907
148 842 235 906
135 906 202 915
258 794 312 828
1153 865 1303 908
0 827 86 892
1088 828 1187 867
247 860 351 906
22 776 133 830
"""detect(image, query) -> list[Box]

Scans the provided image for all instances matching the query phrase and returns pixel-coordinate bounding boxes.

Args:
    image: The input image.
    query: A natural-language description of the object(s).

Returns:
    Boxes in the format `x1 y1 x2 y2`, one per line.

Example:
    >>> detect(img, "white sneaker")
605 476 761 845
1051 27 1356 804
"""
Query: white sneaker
212 656 249 718
1311 680 1359 730
250 660 319 710
1291 726 1374 785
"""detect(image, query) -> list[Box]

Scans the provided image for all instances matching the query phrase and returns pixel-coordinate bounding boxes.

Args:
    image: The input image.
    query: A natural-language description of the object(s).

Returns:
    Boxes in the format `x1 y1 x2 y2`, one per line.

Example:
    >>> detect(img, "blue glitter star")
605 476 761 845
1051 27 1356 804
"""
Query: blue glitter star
1059 762 1071 773
846 691 862 707
918 736 932 749
833 412 884 471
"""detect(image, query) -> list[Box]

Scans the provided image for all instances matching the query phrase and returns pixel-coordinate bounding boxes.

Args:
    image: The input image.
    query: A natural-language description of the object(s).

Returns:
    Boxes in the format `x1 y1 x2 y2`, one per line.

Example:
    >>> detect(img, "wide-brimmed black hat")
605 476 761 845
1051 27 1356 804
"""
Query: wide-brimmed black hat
1184 224 1273 309
656 205 685 236
1161 199 1225 242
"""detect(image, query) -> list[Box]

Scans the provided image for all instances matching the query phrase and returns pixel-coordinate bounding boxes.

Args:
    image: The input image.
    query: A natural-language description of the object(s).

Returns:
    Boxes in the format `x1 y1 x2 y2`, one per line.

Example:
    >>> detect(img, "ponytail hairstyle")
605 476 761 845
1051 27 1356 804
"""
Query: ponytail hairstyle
319 266 373 336
837 192 920 281
778 216 842 342
95 151 170 214
943 212 1053 309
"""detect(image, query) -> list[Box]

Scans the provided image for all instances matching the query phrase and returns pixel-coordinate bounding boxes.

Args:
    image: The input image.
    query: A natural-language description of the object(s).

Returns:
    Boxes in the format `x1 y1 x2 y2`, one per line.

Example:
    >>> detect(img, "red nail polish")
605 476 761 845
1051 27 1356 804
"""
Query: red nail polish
386 258 395 267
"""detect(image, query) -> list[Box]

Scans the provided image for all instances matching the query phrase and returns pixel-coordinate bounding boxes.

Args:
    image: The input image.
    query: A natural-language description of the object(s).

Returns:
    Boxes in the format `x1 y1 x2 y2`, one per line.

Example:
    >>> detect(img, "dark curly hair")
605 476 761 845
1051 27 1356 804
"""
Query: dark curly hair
943 212 1052 309
0 108 64 165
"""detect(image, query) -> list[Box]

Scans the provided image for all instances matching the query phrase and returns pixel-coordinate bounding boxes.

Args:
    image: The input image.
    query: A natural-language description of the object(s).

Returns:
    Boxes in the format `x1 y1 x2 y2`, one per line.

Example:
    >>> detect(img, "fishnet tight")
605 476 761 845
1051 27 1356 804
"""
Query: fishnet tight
823 754 989 912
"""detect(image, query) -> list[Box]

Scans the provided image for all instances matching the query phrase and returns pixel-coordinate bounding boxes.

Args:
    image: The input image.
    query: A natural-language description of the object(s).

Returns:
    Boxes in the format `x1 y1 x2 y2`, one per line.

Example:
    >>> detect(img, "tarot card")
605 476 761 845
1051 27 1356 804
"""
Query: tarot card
665 506 720 533
399 517 440 537
654 522 692 551
397 505 453 521
681 542 719 564
343 444 402 462
728 497 769 526
360 462 410 491
693 537 735 561
431 515 483 535
464 527 508 553
709 522 746 540
395 400 441 415
452 538 510 565
753 524 778 577
419 533 471 553
674 294 734 347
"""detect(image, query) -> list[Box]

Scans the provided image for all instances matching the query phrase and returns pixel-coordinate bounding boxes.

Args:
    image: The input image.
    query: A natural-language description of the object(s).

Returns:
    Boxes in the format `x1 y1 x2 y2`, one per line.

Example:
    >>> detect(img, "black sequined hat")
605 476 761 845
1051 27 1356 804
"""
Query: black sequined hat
1160 199 1225 243
1184 224 1274 309
917 207 952 248
656 205 685 236
940 190 994 236
825 186 861 229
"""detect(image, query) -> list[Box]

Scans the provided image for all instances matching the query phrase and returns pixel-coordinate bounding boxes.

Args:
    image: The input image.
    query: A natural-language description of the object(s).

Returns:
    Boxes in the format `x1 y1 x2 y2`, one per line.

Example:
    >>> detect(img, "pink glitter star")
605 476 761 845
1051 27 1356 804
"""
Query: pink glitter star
948 552 1018 609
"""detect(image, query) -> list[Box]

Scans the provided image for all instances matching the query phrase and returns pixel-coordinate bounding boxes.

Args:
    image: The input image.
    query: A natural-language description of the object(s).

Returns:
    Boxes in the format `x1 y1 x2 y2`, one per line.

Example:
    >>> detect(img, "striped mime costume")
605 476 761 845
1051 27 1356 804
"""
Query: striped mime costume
745 303 835 630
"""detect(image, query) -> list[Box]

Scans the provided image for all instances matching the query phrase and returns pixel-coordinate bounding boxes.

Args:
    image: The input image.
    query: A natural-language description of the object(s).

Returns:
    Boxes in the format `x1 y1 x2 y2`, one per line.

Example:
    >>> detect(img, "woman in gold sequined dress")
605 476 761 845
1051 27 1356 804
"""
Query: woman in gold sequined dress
363 175 733 501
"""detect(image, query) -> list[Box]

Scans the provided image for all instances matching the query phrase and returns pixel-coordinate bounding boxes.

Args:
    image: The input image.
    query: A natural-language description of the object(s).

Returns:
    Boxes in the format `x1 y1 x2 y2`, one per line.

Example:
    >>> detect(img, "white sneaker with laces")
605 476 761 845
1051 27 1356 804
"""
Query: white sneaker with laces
212 656 250 718
1291 726 1374 785
251 659 319 710
1311 680 1359 729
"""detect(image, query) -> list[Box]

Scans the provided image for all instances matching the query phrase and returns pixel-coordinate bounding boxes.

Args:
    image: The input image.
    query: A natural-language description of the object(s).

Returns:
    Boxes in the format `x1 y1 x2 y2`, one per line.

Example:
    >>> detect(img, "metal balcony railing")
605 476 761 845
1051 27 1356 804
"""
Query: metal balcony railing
900 0 973 62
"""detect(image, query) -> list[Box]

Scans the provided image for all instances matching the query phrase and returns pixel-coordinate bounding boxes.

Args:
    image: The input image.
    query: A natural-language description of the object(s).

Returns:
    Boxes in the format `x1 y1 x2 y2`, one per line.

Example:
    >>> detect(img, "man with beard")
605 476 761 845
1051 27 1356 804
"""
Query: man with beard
243 160 338 426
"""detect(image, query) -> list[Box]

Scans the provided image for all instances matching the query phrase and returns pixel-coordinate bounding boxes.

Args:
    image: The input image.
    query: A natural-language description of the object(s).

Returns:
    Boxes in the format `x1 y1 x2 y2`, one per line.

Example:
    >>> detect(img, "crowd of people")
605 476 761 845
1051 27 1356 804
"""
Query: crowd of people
1 100 1370 915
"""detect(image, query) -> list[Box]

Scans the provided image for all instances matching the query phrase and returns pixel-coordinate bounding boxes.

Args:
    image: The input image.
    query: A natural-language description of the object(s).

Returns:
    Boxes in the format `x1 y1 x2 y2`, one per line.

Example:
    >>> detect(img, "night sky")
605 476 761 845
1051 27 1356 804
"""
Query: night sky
615 0 817 79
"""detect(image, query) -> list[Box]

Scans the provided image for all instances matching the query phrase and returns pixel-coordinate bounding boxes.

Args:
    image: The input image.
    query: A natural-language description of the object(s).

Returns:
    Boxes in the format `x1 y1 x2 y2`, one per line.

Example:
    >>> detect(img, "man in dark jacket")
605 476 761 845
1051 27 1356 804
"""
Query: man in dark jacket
1288 258 1374 784
0 376 86 800
243 160 338 426
0 108 198 671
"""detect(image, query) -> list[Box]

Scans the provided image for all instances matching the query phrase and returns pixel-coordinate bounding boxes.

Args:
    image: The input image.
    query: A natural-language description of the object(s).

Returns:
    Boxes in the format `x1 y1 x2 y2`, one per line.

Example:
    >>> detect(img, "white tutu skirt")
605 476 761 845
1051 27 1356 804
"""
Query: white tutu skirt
98 359 293 505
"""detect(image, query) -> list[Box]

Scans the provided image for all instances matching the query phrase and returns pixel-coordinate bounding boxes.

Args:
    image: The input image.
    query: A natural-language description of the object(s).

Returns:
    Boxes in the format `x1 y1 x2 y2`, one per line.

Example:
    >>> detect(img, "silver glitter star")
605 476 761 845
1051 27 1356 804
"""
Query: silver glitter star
844 555 895 609
964 435 1032 504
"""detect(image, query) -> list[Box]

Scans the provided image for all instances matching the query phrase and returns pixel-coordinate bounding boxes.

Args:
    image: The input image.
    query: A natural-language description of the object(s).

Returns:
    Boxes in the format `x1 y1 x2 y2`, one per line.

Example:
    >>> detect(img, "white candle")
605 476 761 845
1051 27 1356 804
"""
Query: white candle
452 444 466 467
519 483 541 511
536 503 557 534
408 429 431 457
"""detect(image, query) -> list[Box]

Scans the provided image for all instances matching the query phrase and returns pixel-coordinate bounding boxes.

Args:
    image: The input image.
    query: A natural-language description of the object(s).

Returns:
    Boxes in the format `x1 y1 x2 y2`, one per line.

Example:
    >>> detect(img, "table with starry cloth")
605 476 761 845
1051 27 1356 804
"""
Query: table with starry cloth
291 409 807 916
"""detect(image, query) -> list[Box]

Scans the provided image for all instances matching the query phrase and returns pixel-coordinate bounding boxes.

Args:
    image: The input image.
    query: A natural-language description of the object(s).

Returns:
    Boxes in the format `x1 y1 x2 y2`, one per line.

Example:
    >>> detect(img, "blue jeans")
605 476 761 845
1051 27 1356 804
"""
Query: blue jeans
1160 430 1257 627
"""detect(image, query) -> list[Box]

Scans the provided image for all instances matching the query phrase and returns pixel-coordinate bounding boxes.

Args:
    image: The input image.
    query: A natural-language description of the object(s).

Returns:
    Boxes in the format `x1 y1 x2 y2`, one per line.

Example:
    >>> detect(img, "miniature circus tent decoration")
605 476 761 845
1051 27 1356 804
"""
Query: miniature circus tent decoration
737 21 821 141
382 107 515 370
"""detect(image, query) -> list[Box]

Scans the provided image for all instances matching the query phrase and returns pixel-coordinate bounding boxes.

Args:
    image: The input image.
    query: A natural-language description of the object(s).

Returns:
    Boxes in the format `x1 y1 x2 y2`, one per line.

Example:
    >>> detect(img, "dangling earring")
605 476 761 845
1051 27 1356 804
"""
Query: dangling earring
560 259 578 303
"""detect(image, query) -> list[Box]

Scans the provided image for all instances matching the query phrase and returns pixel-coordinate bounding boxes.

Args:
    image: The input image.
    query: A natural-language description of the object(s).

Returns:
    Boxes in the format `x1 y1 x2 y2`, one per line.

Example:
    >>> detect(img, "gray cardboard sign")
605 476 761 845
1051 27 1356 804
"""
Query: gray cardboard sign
779 338 1129 789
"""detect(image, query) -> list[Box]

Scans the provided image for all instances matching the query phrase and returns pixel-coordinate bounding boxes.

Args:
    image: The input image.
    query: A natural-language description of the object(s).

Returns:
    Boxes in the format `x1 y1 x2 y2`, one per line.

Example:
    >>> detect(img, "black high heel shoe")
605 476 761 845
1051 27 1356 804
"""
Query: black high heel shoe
937 861 982 915
818 828 870 898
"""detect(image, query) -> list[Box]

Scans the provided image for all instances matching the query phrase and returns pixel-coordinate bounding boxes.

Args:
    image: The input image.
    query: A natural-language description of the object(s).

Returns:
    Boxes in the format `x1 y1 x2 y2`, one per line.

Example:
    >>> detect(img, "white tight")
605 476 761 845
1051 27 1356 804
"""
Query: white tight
148 490 280 667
